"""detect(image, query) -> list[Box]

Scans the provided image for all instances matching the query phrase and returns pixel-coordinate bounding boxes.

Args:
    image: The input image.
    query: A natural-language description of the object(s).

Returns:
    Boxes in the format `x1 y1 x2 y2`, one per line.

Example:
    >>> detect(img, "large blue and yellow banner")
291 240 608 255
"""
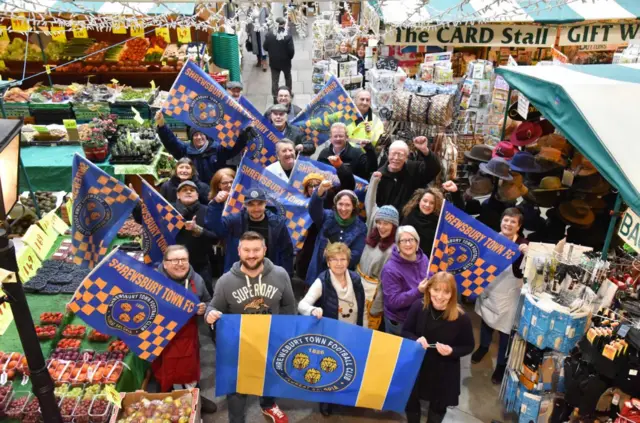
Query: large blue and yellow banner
139 178 185 265
291 75 362 147
238 96 280 166
216 315 424 411
69 249 198 362
289 156 368 202
224 156 311 251
162 60 252 148
430 201 521 298
70 154 139 269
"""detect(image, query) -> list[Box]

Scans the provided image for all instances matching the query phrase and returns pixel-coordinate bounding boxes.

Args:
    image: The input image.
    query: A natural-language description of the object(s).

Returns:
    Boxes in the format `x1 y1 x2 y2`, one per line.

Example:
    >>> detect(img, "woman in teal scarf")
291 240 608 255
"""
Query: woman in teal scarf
305 181 367 285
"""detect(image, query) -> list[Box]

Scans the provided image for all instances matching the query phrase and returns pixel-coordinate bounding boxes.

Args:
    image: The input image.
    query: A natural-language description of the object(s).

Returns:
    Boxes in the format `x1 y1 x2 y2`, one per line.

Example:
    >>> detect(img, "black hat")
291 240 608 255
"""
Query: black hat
276 17 286 26
244 188 267 203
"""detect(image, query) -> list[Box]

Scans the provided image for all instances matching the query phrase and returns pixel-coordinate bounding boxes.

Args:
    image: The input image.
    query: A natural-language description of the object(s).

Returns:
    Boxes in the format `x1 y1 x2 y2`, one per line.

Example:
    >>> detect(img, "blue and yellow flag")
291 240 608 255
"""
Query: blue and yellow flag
430 201 521 298
69 249 199 361
291 75 362 147
224 156 311 251
216 315 424 411
289 156 368 201
238 96 280 166
162 60 252 148
139 178 185 265
70 154 139 269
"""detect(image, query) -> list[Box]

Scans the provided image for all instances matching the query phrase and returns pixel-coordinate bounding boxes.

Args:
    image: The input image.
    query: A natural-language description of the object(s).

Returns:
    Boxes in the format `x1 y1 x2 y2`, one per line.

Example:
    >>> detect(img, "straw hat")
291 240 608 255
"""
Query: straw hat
570 152 598 176
559 199 595 227
497 173 528 202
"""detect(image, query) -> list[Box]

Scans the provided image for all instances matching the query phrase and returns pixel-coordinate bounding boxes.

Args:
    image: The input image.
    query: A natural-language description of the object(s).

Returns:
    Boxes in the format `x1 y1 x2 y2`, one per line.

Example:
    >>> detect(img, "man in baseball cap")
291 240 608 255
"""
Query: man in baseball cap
205 187 294 275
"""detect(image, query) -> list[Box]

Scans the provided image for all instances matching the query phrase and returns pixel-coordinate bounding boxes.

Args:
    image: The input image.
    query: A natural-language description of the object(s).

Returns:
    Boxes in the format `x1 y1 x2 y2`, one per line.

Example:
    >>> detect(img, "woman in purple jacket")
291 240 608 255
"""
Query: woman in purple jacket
380 225 429 335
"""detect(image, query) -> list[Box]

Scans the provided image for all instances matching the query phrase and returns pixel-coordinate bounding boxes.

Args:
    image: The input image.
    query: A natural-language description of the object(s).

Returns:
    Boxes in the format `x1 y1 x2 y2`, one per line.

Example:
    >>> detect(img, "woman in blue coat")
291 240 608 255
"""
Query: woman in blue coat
155 111 247 185
305 180 367 285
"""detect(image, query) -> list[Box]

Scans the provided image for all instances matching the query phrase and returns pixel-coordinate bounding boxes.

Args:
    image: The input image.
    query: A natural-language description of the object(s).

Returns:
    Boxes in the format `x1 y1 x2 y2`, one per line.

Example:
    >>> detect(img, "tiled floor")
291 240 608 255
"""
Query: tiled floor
198 17 509 423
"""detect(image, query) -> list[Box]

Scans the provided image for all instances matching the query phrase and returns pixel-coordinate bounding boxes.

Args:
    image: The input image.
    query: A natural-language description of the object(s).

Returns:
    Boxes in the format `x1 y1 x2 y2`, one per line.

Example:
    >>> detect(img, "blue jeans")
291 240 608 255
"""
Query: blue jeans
384 316 403 336
480 319 510 366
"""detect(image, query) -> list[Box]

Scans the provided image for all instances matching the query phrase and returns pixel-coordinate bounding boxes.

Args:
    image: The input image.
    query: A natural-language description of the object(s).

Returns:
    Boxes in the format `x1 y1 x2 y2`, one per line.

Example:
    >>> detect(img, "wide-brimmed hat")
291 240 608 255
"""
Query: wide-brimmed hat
524 189 567 209
508 102 542 122
479 157 513 181
464 144 492 163
510 121 543 147
572 174 611 195
559 199 595 227
536 147 567 169
532 176 569 192
492 141 517 161
539 119 555 136
510 151 541 173
570 152 598 176
497 173 528 202
573 193 608 211
535 134 572 156
465 173 494 197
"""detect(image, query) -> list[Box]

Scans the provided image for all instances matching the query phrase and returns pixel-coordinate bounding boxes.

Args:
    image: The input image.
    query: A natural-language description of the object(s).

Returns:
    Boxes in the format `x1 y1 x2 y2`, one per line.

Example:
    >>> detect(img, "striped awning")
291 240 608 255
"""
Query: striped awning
495 64 640 215
373 0 640 25
0 1 196 15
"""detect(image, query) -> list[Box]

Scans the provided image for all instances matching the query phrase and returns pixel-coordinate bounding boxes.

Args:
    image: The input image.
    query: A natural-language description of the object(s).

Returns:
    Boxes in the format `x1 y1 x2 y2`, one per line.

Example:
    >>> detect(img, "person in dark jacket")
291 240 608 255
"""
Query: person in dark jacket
376 138 442 216
267 104 314 155
205 187 294 275
306 181 367 285
298 242 365 416
155 111 247 185
263 17 295 103
159 157 209 205
401 181 463 256
173 181 217 293
264 86 302 122
403 272 474 423
318 122 376 181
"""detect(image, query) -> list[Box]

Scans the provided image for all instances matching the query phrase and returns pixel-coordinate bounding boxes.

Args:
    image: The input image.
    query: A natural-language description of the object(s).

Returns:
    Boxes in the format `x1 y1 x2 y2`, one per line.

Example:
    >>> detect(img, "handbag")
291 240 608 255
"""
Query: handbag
245 38 253 52
391 91 454 126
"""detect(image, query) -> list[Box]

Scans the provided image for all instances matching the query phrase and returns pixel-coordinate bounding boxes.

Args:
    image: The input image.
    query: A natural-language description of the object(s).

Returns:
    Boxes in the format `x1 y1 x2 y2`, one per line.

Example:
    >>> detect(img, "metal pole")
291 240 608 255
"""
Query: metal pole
35 34 54 88
601 193 623 260
0 232 62 423
500 87 513 141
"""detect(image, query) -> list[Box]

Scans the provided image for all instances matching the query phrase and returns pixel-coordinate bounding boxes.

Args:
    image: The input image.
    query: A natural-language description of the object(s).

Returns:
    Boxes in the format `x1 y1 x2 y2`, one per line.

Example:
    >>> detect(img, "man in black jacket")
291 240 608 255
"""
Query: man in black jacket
268 104 314 156
263 17 294 103
264 86 302 122
376 138 442 216
318 122 376 180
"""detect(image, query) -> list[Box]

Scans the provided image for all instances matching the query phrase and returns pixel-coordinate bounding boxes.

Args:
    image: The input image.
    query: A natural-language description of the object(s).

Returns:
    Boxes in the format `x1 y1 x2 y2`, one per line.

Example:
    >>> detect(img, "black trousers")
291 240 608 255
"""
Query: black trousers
270 67 292 101
406 385 447 423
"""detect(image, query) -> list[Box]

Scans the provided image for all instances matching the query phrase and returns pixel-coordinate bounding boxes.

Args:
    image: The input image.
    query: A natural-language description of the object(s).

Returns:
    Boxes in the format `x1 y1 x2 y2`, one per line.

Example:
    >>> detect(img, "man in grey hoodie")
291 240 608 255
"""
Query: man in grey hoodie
206 231 295 423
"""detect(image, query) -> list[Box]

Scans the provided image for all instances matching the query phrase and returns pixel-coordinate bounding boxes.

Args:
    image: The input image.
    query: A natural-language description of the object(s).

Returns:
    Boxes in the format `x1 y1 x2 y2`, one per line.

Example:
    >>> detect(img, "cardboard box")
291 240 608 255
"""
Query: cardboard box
109 388 200 423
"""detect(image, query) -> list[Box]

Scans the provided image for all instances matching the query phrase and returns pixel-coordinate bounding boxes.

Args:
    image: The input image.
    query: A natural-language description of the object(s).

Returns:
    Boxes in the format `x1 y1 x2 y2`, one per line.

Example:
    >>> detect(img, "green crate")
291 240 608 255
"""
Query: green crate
3 102 31 118
29 102 72 111
73 102 111 123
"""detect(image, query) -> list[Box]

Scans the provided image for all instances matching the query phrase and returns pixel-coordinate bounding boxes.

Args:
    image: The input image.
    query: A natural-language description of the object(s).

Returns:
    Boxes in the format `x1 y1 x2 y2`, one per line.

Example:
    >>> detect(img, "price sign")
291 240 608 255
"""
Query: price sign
112 21 126 34
17 245 42 282
150 80 156 90
111 78 119 85
131 107 144 125
177 26 191 43
72 23 88 38
50 26 66 42
23 224 55 261
32 125 48 133
11 17 29 32
44 65 51 75
103 384 122 407
48 211 69 235
130 23 144 38
63 119 78 130
0 26 9 42
155 27 170 43
38 214 58 239
0 302 13 336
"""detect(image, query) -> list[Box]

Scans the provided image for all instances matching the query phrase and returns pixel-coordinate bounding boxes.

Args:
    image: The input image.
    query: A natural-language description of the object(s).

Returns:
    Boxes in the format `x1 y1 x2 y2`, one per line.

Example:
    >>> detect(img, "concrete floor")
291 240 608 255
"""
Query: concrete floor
196 17 508 423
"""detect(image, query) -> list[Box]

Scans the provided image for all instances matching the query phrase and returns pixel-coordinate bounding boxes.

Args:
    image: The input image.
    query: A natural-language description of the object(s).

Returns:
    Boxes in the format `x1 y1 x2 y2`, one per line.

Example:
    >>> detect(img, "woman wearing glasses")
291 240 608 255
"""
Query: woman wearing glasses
298 242 365 416
380 225 429 335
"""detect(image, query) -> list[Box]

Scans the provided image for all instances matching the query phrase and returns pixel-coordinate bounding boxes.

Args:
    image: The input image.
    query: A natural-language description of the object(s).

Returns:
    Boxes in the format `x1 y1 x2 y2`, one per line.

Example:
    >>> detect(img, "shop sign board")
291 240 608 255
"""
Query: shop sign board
385 24 557 47
618 208 640 254
559 23 640 46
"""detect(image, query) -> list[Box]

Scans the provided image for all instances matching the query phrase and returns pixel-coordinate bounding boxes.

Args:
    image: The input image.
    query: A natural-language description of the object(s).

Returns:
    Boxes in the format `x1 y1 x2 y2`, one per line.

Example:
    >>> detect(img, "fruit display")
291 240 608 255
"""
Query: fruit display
72 84 115 103
0 38 42 61
93 351 109 362
117 87 155 103
84 41 111 63
44 41 65 62
82 384 101 400
20 191 58 213
5 393 30 420
120 38 150 63
3 86 37 103
0 385 14 411
35 324 57 340
88 329 111 342
72 398 92 423
116 394 193 423
108 340 129 355
54 383 70 398
70 362 90 383
51 240 73 262
47 359 71 381
29 85 78 104
89 395 112 422
8 213 36 237
63 38 95 60
62 324 86 339
23 396 42 423
0 352 21 380
80 350 95 362
59 395 79 422
40 312 64 325
50 348 80 361
17 356 30 376
105 45 124 63
65 386 84 398
145 45 165 62
57 339 82 349
24 260 90 294
118 219 143 238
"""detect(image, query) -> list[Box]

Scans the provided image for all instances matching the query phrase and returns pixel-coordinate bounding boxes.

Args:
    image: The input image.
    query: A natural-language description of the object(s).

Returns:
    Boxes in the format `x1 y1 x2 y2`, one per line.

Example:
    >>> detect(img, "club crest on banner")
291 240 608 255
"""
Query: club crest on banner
105 292 159 335
189 95 224 128
273 334 356 392
74 194 113 236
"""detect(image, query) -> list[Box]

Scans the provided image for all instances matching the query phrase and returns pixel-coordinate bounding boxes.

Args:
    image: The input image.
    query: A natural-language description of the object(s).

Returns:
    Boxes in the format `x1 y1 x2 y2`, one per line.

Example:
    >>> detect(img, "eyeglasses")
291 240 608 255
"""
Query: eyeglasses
166 258 188 265
398 238 417 245
328 258 348 263
307 182 321 189
389 152 407 159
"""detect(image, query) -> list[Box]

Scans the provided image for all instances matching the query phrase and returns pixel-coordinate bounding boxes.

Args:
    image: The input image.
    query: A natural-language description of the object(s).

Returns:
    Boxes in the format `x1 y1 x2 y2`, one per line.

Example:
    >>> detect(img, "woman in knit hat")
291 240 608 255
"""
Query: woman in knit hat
359 171 399 330
380 225 429 335
306 180 367 285
402 181 464 257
